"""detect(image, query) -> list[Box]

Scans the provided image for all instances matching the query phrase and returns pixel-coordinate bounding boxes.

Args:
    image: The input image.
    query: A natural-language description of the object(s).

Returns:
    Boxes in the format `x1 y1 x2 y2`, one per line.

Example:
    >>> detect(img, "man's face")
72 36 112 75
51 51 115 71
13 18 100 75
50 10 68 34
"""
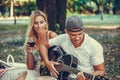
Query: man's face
65 29 84 46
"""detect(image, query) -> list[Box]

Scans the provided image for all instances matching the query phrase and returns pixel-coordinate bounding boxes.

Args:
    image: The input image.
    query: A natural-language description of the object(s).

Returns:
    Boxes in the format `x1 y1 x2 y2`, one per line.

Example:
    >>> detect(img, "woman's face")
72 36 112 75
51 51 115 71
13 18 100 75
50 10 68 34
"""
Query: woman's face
33 16 46 33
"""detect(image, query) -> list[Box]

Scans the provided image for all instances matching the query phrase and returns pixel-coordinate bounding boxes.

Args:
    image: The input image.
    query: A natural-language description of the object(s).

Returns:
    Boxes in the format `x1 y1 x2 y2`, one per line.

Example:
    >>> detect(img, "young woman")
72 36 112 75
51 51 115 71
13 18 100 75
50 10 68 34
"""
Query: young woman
16 10 57 80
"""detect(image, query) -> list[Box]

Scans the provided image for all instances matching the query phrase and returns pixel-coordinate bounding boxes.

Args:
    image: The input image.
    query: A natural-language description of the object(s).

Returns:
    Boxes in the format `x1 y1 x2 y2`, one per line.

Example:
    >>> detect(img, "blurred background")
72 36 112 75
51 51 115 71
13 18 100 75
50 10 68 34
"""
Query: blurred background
0 0 120 79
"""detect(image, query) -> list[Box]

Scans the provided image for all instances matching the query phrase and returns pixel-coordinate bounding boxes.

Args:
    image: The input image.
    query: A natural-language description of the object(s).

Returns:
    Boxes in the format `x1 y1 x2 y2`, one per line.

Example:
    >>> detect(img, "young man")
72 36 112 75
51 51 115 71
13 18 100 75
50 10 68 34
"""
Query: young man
38 15 105 80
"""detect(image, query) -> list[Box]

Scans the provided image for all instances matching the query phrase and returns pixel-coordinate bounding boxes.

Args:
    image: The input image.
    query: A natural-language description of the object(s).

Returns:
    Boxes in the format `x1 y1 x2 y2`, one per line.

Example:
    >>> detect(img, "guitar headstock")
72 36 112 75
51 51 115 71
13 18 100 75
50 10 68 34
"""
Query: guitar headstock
94 75 109 80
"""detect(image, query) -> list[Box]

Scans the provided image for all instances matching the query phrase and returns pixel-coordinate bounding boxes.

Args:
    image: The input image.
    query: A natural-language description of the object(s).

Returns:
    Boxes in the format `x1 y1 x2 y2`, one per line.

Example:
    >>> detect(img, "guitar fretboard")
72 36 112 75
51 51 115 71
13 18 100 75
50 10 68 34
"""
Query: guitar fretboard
61 63 95 80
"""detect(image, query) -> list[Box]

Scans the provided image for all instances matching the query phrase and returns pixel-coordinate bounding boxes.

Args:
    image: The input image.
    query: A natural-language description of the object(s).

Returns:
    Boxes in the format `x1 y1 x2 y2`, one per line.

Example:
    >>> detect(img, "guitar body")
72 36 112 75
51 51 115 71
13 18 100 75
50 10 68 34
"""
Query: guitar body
40 46 65 76
39 46 78 80
56 54 78 80
40 46 109 80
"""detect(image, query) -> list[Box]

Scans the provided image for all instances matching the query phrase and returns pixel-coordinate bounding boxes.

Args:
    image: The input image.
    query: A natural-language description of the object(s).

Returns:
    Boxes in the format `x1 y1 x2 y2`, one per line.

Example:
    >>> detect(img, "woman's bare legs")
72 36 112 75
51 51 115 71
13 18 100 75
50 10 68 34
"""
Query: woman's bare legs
16 71 27 80
35 76 54 80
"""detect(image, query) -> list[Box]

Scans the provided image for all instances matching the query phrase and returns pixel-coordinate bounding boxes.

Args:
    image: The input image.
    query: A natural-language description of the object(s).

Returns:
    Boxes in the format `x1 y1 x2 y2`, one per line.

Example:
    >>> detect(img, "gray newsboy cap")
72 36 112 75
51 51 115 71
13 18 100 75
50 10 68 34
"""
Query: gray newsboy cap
65 15 84 31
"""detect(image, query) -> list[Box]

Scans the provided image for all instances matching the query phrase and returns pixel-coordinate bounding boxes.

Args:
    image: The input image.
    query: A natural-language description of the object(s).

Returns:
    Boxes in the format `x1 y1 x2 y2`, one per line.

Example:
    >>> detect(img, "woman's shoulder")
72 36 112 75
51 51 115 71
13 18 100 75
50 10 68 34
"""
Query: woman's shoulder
48 30 57 39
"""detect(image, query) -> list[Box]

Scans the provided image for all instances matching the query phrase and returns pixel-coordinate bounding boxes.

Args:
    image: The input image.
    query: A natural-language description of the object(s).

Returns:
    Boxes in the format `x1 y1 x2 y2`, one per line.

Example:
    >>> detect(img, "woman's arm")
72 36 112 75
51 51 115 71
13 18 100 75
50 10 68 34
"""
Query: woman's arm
39 41 59 78
25 46 36 70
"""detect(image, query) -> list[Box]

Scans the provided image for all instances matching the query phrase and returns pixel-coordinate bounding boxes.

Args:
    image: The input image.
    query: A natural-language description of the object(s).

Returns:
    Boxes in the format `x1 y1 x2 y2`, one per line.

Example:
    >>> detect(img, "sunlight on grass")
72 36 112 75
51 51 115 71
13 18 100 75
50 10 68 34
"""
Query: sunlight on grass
0 24 27 31
80 15 120 26
67 13 120 26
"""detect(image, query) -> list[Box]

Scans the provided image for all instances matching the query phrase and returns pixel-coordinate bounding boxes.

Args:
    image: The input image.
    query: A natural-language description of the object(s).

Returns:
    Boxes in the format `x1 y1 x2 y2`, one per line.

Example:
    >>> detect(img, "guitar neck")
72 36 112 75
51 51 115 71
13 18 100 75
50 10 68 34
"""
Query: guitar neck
57 63 108 80
62 64 95 79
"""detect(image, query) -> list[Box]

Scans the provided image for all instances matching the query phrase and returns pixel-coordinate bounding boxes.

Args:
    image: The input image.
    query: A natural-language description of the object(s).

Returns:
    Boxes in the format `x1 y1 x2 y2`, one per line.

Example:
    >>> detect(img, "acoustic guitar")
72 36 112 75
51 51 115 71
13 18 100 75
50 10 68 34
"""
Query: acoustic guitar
40 46 109 80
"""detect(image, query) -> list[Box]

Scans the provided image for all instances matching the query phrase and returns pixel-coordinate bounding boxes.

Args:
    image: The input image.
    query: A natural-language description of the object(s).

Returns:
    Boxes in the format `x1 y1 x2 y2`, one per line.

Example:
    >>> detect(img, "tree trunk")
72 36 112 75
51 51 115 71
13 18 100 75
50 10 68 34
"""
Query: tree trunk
56 0 67 33
10 0 14 18
46 0 56 31
36 0 45 11
36 0 67 34
100 0 104 20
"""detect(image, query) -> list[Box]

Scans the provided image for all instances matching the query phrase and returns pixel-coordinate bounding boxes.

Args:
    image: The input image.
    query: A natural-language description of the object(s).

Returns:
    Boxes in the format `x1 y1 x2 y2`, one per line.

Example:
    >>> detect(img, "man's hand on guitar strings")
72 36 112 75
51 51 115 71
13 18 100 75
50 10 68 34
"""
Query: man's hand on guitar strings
46 61 59 78
77 72 86 80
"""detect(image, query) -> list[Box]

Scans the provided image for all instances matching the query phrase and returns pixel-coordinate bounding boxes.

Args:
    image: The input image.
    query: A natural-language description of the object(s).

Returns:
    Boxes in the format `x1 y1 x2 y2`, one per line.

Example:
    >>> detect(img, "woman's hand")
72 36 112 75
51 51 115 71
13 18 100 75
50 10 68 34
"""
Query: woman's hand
45 61 59 78
25 44 34 54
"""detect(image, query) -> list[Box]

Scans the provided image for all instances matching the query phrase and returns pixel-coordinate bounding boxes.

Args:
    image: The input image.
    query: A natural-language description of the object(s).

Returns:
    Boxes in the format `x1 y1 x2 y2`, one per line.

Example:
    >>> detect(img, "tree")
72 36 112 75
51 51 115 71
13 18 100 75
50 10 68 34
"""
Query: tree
0 0 6 15
113 0 120 14
92 0 104 20
0 0 11 16
10 0 14 18
36 0 67 34
99 0 104 20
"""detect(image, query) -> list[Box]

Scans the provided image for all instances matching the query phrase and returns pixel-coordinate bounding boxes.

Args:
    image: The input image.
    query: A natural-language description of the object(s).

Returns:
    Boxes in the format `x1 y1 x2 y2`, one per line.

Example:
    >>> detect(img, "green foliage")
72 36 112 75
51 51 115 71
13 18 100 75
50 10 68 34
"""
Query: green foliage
54 24 63 34
113 0 120 12
22 1 36 16
67 0 90 13
0 5 6 15
67 0 120 14
15 1 36 16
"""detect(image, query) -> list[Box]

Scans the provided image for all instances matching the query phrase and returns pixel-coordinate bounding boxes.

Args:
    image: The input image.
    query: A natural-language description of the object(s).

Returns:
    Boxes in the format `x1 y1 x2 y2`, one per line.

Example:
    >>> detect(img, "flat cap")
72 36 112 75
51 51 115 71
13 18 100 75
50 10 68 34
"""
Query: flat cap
65 15 84 32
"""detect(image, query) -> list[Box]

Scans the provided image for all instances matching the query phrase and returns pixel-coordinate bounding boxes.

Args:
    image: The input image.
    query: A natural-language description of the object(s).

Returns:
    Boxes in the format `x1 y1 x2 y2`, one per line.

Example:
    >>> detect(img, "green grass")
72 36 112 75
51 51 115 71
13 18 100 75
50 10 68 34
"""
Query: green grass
0 24 27 31
0 16 120 79
0 24 27 62
0 15 119 61
67 14 120 26
81 15 120 26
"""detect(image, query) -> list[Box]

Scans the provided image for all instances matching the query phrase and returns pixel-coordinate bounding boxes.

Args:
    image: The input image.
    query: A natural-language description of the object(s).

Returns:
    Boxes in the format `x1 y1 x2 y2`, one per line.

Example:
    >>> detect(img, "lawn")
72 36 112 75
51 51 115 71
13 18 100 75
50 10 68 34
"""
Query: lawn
67 14 120 27
0 15 120 79
81 14 120 26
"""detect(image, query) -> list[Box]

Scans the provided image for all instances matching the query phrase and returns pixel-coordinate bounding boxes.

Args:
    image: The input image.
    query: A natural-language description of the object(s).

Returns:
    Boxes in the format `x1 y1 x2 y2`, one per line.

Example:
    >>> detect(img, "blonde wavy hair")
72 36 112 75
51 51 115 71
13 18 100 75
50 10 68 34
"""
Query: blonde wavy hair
25 10 48 43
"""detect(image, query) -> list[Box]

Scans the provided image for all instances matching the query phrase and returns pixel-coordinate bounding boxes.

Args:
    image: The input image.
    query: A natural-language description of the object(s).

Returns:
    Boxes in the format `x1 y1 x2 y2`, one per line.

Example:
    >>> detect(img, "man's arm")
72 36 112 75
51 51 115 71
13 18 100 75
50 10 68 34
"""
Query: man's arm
77 63 105 80
92 62 105 76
